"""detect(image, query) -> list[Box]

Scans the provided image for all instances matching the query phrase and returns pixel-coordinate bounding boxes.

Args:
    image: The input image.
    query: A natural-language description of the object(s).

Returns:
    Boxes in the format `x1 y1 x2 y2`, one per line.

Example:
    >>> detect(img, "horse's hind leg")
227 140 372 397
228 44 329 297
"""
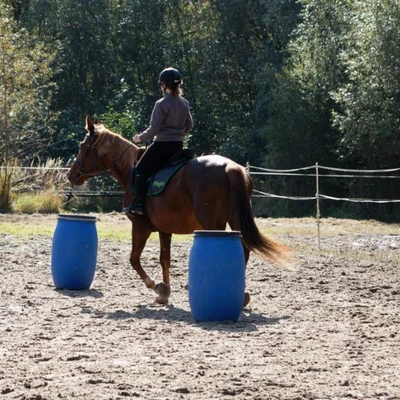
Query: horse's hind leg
228 217 251 308
155 232 172 304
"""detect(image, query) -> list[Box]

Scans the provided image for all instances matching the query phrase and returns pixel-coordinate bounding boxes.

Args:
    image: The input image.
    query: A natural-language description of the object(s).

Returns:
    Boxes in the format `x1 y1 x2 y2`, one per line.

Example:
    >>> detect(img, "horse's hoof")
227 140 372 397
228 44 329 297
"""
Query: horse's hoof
155 282 171 299
243 292 250 308
155 295 169 305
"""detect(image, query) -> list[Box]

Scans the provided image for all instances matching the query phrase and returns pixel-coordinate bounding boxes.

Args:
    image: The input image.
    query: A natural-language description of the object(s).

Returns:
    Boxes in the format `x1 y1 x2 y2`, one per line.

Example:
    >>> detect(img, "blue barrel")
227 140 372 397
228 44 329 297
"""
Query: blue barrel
51 214 98 290
188 230 245 322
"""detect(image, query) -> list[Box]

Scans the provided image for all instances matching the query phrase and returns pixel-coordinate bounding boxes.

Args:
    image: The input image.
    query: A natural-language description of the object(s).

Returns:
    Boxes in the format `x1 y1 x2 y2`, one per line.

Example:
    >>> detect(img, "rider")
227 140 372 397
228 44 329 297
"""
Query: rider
124 67 193 216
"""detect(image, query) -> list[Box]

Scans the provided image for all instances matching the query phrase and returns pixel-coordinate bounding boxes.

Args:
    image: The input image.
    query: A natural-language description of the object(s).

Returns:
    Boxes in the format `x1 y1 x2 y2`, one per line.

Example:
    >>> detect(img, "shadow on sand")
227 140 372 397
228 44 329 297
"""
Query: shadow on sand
55 287 104 299
55 288 290 332
79 303 290 332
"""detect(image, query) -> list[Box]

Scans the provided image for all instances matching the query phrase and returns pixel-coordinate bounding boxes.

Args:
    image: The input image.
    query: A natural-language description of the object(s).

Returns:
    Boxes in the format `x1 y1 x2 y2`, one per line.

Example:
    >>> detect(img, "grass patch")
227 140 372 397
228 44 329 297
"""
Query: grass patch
0 221 55 237
0 212 192 242
1 214 399 245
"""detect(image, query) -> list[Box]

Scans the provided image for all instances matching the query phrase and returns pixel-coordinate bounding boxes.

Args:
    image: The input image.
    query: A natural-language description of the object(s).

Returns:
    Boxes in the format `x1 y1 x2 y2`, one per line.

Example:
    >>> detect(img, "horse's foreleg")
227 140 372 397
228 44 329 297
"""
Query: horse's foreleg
154 232 172 304
130 225 156 292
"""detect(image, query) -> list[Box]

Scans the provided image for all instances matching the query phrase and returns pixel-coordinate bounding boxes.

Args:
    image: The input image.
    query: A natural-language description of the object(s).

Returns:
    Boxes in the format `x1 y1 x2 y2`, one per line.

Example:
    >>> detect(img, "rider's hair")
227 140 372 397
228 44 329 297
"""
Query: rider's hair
166 85 183 97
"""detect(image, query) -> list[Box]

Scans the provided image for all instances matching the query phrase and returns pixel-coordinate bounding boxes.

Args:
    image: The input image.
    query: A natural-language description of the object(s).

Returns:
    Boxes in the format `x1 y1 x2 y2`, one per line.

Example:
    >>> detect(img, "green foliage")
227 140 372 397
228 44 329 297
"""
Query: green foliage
3 0 302 165
260 0 350 169
0 4 56 165
331 0 400 168
256 0 400 219
262 0 400 172
99 108 138 140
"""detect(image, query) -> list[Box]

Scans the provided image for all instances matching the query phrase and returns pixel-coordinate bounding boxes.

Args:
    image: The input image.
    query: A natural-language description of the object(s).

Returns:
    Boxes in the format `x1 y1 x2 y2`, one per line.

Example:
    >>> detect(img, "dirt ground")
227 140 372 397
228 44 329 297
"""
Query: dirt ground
0 214 399 400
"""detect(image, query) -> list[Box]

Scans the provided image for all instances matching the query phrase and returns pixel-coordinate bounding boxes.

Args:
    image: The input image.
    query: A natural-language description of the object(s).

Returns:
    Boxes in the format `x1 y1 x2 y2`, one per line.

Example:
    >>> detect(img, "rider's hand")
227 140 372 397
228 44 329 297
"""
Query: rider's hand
133 134 141 144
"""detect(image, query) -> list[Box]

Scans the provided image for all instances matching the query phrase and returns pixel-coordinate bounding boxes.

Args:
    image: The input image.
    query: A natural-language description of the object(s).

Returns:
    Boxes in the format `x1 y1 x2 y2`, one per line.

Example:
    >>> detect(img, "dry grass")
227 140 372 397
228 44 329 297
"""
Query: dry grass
12 158 67 192
9 158 67 214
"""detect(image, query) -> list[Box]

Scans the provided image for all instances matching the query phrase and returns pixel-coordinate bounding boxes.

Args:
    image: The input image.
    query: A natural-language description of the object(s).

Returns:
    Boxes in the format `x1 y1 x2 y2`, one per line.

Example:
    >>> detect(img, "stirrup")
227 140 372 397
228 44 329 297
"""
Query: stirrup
123 206 136 216
132 204 145 216
123 202 145 216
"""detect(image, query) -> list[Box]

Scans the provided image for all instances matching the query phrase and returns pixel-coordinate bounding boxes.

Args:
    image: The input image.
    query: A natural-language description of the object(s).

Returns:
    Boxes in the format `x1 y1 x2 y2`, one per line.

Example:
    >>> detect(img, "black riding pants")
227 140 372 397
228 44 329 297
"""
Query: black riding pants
135 141 183 178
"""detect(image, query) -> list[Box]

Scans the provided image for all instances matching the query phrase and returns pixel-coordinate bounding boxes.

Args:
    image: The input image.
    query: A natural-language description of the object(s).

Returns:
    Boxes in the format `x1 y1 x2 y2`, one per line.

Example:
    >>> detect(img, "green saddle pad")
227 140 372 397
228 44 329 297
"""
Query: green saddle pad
131 149 195 197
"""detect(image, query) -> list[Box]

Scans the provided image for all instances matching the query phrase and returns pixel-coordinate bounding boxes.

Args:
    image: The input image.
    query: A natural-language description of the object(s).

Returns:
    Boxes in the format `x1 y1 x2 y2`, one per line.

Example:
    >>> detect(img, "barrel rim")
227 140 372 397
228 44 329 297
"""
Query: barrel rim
57 213 96 222
193 230 242 237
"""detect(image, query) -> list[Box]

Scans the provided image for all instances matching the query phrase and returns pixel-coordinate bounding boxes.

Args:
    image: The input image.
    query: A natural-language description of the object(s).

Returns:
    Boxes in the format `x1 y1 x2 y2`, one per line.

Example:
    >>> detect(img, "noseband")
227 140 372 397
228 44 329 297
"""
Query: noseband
71 130 103 179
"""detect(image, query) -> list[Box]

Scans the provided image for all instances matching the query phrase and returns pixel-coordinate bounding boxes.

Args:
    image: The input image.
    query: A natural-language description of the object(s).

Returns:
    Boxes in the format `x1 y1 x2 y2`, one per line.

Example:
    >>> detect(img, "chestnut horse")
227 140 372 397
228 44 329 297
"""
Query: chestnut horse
67 116 285 305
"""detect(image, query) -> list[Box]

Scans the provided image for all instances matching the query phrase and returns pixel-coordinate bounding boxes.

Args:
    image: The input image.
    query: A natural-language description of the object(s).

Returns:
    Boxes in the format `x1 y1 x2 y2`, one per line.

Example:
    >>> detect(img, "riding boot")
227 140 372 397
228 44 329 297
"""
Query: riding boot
131 173 147 215
123 173 147 216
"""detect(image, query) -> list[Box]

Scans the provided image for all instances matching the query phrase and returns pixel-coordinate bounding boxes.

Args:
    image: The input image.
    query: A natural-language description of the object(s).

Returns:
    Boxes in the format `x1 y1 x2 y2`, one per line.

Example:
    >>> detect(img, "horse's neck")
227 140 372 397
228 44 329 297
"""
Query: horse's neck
101 134 135 191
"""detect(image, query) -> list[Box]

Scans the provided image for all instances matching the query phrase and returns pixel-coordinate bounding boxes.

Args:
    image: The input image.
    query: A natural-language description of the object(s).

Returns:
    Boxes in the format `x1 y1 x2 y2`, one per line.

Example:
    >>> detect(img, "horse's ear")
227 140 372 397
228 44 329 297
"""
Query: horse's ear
85 115 95 136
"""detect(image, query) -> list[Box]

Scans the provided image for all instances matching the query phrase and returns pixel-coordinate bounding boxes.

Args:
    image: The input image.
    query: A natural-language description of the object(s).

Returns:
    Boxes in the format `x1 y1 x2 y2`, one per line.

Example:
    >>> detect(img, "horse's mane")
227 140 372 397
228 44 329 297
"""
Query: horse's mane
94 123 138 170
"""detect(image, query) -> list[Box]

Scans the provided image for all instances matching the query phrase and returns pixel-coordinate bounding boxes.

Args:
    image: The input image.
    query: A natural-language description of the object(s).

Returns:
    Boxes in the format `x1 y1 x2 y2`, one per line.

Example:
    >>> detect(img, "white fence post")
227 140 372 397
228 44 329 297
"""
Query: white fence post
315 162 321 250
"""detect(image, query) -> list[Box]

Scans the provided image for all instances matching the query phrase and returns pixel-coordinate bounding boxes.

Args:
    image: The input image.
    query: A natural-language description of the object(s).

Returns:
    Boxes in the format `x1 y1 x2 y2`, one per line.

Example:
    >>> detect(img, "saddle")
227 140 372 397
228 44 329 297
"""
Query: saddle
130 148 195 196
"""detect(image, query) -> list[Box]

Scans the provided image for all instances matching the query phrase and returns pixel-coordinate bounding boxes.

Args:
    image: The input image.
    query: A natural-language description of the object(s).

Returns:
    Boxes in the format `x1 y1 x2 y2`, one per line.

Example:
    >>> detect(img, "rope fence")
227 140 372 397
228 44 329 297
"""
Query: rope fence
4 163 400 248
247 162 400 248
247 162 400 204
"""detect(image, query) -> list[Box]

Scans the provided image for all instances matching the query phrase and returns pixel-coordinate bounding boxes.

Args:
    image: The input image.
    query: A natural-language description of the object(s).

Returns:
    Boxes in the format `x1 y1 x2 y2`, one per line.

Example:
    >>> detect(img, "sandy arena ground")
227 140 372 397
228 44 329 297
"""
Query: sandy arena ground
0 214 399 399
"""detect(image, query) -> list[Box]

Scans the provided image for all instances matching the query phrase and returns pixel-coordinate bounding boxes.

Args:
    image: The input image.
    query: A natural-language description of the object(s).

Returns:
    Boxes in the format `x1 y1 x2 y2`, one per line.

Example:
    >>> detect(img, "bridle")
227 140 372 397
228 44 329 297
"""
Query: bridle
71 131 100 178
70 128 132 179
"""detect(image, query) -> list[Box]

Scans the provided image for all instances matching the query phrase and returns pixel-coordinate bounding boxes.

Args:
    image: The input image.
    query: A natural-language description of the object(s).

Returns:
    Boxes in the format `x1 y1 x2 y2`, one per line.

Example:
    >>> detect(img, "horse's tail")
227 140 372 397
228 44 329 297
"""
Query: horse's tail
226 163 286 262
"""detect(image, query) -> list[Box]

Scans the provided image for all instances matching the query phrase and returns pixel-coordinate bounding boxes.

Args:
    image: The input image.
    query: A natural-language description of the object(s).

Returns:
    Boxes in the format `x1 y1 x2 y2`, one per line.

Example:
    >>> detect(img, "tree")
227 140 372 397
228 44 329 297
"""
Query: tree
0 4 54 209
260 0 352 168
332 0 400 168
11 0 302 165
185 0 301 164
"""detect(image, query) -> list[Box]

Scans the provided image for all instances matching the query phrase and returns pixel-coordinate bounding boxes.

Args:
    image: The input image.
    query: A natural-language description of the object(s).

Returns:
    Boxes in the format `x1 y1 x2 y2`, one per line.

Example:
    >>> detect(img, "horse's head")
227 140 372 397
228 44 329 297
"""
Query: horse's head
67 115 107 186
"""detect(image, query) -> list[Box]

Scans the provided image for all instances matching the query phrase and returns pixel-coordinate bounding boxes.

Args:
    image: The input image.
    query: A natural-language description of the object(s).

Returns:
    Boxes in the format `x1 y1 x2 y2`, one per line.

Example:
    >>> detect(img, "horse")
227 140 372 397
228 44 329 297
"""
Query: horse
67 116 286 306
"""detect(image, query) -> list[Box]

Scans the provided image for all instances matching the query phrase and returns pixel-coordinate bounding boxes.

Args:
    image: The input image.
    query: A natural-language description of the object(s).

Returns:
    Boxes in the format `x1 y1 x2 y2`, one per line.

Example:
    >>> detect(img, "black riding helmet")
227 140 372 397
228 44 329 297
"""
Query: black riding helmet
158 67 182 88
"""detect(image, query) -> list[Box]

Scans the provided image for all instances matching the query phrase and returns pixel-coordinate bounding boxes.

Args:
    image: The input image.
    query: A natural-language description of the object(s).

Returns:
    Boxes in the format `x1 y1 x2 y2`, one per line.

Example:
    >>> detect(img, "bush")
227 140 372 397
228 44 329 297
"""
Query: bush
13 191 62 214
